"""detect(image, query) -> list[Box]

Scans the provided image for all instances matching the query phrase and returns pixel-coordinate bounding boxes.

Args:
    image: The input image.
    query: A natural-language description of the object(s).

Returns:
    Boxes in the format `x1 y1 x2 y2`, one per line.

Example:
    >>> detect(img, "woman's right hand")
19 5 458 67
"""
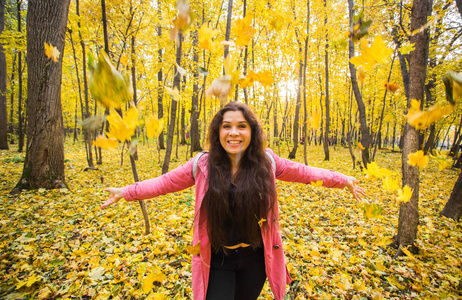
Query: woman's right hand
101 187 124 208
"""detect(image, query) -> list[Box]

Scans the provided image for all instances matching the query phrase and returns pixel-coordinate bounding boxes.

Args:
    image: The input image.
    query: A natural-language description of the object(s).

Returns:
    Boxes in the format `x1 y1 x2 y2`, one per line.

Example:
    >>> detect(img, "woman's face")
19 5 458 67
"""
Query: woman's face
219 110 252 163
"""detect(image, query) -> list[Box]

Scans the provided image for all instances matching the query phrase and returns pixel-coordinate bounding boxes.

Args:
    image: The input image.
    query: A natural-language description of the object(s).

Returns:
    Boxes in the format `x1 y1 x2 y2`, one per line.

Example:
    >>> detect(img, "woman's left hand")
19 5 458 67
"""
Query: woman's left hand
345 176 366 201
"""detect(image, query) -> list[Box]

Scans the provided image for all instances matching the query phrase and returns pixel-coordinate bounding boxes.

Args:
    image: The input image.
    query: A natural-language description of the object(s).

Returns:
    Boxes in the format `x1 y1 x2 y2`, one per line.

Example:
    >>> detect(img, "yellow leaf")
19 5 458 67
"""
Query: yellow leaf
383 176 399 192
406 102 455 130
164 86 181 101
349 36 393 71
309 111 321 130
88 52 133 109
146 293 169 300
357 142 365 150
44 42 60 62
199 23 218 50
224 243 251 249
407 150 429 168
357 68 365 82
233 15 256 47
361 203 383 219
92 135 118 149
26 274 40 287
384 82 400 93
399 42 415 55
257 218 266 227
224 53 234 76
106 107 139 142
186 241 200 256
206 75 232 106
397 185 413 204
145 116 164 139
257 70 274 87
363 162 396 180
430 151 451 171
143 271 166 294
310 180 323 187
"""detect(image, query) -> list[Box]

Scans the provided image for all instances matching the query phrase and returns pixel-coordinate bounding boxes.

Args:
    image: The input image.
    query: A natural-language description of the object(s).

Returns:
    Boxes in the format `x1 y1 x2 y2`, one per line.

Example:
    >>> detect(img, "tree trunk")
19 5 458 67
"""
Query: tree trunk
190 29 201 153
157 2 165 149
394 0 430 256
303 0 310 165
8 52 15 144
440 171 462 221
347 0 370 168
223 0 233 63
162 33 182 174
0 0 8 150
323 0 330 161
455 0 462 19
12 0 71 192
17 0 24 153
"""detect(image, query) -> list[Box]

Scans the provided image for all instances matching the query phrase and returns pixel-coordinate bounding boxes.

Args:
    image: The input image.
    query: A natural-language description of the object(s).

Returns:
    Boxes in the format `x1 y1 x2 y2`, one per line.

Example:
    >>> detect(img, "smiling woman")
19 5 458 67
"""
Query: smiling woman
102 102 365 300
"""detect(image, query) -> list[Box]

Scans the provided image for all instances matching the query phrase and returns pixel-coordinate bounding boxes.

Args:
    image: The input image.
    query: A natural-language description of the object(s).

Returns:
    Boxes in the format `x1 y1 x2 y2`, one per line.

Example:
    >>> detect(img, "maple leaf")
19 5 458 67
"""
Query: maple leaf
405 100 455 130
383 176 399 192
349 36 393 71
384 82 399 93
145 115 164 139
233 15 256 47
199 23 218 50
88 51 133 109
361 203 383 219
44 42 60 62
397 185 413 204
407 150 429 168
106 107 139 142
311 180 323 187
186 241 200 256
92 135 118 149
363 162 396 180
143 271 166 293
257 70 274 87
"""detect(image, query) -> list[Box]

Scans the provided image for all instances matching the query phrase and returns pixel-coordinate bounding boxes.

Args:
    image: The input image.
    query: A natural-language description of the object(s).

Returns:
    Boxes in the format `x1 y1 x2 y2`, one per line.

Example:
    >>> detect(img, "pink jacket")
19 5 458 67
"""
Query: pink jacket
122 148 348 299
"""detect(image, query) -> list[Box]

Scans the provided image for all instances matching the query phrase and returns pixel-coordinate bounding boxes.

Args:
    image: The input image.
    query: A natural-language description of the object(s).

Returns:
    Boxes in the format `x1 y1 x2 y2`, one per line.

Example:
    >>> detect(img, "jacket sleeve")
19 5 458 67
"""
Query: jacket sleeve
122 157 196 201
267 148 347 189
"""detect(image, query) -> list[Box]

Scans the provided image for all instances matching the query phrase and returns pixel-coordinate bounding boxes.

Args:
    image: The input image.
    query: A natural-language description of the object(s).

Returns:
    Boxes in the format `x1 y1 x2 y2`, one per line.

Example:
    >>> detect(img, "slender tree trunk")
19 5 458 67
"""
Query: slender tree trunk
13 0 71 192
347 0 371 167
323 0 330 161
8 52 15 144
393 0 430 257
223 0 233 62
190 29 201 153
17 0 24 152
157 2 165 149
303 0 310 165
162 33 182 174
0 0 8 150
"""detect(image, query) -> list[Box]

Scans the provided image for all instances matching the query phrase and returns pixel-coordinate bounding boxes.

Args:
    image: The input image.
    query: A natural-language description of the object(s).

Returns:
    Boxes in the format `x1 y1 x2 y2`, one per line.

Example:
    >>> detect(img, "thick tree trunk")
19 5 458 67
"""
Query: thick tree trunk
0 0 8 150
347 0 371 168
190 29 202 153
394 0 430 256
12 0 71 192
440 171 462 221
162 33 182 174
17 0 24 152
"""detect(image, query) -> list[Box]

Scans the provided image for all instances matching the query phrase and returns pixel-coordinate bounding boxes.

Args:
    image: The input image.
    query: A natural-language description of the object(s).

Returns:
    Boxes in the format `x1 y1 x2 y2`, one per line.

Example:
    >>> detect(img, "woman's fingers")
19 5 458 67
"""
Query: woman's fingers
101 187 123 209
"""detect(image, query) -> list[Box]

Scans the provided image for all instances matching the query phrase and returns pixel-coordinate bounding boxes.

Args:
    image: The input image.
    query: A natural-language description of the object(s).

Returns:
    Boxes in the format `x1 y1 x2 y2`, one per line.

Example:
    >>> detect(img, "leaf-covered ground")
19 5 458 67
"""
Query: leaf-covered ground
0 142 460 299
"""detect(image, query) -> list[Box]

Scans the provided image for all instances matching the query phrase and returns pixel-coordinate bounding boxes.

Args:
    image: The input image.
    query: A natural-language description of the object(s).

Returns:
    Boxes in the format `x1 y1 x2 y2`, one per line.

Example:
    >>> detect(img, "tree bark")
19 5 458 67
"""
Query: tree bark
0 0 8 150
347 0 371 168
157 1 165 149
303 0 310 165
190 29 202 153
440 171 462 221
12 0 71 192
323 0 330 161
162 32 182 174
17 0 24 153
394 0 430 257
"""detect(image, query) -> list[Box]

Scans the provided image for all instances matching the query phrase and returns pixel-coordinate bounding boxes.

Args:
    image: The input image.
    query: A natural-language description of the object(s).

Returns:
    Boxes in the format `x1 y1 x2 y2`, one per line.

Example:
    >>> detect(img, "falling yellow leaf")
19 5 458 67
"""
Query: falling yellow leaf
88 52 133 109
233 15 256 47
258 218 266 227
92 135 118 149
106 107 139 142
257 70 274 87
199 23 218 50
406 102 455 130
361 203 383 219
224 53 235 76
407 150 429 168
383 176 399 192
145 115 164 139
309 111 321 130
363 162 396 180
349 36 393 71
164 86 181 101
399 42 415 55
311 180 323 187
206 75 232 106
358 142 365 150
357 68 365 82
170 0 193 42
44 42 60 62
397 185 413 204
430 151 451 171
186 241 201 256
384 82 400 93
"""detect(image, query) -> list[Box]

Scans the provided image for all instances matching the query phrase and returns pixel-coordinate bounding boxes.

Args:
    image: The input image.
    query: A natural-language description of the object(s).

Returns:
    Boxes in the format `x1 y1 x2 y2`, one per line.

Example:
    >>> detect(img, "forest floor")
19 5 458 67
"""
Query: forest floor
0 141 460 299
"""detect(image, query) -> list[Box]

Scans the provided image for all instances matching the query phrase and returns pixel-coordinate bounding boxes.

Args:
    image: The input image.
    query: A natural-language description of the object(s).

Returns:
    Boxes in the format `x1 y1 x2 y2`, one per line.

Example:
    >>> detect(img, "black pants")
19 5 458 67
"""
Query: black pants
206 247 267 300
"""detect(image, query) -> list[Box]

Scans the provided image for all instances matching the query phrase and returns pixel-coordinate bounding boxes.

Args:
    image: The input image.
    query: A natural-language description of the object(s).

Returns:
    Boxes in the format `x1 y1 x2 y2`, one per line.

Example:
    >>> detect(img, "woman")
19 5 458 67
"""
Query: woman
102 102 365 300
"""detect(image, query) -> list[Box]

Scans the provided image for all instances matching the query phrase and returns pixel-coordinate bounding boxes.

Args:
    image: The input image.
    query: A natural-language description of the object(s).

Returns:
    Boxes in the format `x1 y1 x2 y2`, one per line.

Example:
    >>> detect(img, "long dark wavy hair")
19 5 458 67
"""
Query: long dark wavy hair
200 102 276 250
